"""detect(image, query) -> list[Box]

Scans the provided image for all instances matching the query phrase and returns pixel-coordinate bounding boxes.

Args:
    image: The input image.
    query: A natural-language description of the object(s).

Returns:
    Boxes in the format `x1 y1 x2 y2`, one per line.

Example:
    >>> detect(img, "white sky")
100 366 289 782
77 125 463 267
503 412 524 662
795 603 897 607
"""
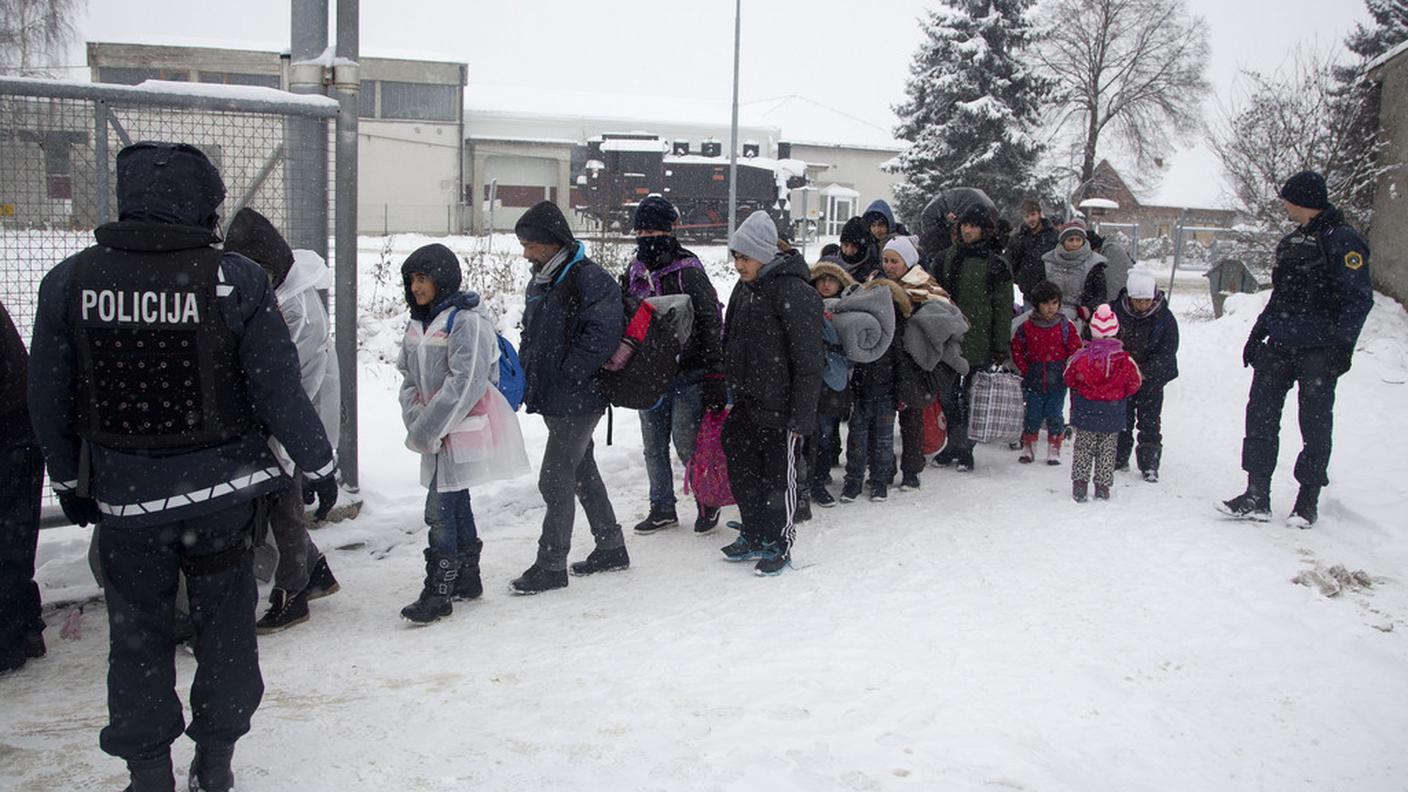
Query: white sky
67 0 1372 209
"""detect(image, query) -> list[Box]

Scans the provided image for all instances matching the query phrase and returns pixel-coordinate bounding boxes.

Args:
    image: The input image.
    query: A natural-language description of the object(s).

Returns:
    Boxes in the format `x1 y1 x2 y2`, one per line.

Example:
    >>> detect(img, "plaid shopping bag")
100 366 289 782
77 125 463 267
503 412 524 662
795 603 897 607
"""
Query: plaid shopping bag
967 367 1024 444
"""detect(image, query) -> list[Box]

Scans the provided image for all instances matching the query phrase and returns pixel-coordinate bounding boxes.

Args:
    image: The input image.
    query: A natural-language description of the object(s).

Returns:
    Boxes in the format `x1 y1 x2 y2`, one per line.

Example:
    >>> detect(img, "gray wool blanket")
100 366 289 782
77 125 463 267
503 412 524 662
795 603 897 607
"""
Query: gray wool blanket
902 299 971 376
825 284 895 364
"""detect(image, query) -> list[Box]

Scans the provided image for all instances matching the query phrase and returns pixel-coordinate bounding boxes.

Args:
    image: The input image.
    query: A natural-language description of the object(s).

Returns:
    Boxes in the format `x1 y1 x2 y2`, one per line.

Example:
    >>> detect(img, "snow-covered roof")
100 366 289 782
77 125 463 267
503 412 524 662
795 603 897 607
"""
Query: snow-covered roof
1079 198 1120 210
601 138 669 153
740 94 906 151
1367 38 1408 74
0 75 339 111
466 84 744 129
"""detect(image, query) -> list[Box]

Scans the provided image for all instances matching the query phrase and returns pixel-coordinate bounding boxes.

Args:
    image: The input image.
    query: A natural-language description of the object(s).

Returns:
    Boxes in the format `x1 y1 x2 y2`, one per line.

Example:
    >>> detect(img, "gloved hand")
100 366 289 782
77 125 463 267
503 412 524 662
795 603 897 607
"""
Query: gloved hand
1242 334 1266 369
1328 344 1354 378
302 473 339 522
701 374 728 412
1077 306 1091 323
59 493 99 527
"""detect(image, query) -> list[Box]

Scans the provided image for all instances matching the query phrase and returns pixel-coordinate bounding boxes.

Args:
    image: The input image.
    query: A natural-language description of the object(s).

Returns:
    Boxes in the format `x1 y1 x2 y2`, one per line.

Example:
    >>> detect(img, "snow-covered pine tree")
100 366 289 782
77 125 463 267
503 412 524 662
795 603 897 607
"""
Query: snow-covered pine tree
1330 0 1408 229
887 0 1050 227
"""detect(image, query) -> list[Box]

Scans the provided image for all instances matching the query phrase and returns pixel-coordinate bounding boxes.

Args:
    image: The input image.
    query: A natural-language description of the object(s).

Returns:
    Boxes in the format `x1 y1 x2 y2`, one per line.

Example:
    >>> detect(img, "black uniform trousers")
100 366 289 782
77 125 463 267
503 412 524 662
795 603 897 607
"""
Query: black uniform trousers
1116 385 1165 473
98 499 264 762
1241 343 1337 488
722 404 801 553
0 443 44 655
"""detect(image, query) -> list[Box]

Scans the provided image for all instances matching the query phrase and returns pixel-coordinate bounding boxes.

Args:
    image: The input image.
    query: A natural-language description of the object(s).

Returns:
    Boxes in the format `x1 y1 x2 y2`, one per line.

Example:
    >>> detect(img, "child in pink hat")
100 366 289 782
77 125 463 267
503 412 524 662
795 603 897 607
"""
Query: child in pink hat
1063 304 1143 501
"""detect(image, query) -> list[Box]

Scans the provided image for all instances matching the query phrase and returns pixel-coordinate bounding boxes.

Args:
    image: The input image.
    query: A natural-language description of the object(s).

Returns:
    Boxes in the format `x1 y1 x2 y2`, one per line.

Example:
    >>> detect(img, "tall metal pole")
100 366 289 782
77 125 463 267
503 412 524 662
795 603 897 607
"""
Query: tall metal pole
332 0 360 491
289 0 329 261
727 0 741 242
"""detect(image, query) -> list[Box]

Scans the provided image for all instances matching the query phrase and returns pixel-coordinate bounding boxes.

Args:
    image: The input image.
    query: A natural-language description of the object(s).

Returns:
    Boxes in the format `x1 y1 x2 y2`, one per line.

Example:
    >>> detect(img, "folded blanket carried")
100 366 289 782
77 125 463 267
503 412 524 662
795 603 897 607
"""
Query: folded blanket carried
903 298 971 375
827 283 895 364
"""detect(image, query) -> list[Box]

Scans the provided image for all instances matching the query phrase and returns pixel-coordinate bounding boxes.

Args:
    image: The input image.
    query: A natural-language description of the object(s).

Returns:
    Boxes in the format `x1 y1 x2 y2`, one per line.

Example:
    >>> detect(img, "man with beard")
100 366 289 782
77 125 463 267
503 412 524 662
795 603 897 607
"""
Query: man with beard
1008 198 1060 306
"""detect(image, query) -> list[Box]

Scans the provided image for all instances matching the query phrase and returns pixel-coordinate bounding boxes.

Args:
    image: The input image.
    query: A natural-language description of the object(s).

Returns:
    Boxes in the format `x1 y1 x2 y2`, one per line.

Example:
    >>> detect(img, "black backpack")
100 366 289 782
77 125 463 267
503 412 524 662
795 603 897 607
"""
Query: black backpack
562 269 683 410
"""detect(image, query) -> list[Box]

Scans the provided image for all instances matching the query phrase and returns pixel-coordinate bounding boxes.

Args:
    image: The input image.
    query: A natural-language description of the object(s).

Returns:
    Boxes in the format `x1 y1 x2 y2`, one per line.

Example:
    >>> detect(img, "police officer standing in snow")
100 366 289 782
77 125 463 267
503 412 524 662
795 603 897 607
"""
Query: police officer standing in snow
1220 171 1372 528
28 142 339 792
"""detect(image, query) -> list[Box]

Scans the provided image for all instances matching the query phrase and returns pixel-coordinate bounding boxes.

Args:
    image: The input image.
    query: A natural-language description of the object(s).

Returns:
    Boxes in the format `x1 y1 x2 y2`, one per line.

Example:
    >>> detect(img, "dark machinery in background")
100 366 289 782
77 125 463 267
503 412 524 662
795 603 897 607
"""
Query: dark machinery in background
575 133 807 240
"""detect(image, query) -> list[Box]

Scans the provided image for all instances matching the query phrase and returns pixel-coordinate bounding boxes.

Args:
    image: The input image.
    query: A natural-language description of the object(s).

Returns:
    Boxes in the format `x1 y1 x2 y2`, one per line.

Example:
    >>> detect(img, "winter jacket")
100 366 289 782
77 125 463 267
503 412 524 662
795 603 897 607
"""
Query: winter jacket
621 239 723 384
1100 241 1135 300
1063 339 1143 433
520 242 624 417
935 238 1014 368
1112 289 1180 387
399 292 529 492
1008 218 1060 302
1042 243 1108 326
0 301 32 447
1010 311 1082 392
723 249 824 433
1252 204 1373 351
275 250 341 450
29 225 334 528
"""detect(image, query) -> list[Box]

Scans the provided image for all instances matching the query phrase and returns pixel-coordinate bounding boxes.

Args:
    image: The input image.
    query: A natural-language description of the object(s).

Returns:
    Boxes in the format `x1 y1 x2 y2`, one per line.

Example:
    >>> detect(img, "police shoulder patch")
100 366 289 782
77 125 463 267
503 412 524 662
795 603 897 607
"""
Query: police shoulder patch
1344 251 1365 271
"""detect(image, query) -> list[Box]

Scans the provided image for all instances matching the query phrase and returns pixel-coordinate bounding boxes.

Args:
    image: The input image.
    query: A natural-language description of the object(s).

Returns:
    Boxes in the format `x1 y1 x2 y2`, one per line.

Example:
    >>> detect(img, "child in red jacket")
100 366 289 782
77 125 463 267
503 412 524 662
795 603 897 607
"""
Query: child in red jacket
1064 304 1143 501
1011 281 1083 464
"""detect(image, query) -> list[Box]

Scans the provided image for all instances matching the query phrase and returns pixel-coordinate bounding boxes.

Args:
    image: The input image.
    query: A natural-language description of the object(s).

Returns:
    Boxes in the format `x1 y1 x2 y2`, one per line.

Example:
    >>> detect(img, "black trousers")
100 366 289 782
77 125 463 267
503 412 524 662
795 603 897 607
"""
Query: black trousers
897 404 928 478
1116 385 1165 472
0 443 44 653
98 500 264 762
722 405 802 552
1241 343 1338 488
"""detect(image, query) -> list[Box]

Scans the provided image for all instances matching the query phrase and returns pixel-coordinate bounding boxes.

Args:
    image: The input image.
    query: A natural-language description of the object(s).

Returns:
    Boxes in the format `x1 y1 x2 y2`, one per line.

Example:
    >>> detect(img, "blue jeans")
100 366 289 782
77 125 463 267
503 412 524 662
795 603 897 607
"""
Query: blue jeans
639 378 704 510
425 475 478 558
845 398 896 486
1023 385 1067 435
814 415 841 485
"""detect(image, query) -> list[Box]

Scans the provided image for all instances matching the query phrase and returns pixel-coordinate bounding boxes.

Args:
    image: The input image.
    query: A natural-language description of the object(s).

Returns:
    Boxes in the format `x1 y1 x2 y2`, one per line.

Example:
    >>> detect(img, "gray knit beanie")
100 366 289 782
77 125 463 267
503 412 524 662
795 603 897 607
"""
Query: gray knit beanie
730 210 779 264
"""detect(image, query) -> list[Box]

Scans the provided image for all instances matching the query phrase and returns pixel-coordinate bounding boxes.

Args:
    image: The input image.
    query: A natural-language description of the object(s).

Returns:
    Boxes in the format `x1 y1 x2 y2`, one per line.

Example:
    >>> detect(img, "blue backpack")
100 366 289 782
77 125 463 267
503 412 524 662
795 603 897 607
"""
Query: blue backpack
446 307 525 412
495 334 525 412
820 312 850 392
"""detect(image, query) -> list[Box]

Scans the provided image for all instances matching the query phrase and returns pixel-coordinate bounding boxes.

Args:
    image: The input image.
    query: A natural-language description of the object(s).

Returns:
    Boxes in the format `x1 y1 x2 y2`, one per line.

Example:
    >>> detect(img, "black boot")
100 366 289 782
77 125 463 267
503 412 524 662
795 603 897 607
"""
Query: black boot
255 587 310 635
305 555 340 600
1288 486 1320 529
633 505 678 534
794 497 812 523
187 744 233 792
123 753 174 792
400 551 456 624
1136 444 1162 482
1218 475 1271 521
453 539 484 600
569 545 630 576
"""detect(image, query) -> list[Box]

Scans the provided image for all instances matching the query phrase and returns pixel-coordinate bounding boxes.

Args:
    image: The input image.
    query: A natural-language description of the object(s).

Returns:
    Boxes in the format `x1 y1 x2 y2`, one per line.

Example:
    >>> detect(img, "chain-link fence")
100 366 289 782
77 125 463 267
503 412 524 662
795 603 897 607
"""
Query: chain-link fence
0 77 339 514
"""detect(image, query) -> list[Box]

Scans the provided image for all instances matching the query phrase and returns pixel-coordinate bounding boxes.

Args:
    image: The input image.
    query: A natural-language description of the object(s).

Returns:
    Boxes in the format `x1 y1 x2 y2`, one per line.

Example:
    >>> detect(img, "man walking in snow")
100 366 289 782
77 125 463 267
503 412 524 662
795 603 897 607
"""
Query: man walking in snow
28 141 339 792
1219 171 1372 528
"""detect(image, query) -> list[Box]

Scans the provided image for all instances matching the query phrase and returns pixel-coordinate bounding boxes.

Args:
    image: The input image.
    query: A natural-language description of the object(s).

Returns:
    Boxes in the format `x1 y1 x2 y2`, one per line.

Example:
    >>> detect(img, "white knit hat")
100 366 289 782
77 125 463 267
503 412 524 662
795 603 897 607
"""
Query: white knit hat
1089 303 1119 338
1126 267 1157 300
883 236 919 268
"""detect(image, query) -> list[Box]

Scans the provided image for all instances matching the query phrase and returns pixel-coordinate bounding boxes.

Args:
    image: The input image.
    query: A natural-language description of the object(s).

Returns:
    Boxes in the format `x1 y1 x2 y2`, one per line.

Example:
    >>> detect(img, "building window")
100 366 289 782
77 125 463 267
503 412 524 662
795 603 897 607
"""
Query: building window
378 81 457 122
198 72 281 89
358 80 377 118
97 66 188 84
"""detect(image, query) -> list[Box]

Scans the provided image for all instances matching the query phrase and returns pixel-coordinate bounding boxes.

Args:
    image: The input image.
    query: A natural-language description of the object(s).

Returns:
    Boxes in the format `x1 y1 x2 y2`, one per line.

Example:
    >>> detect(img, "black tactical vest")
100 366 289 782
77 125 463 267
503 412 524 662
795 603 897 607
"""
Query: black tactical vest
70 244 259 449
1271 228 1339 320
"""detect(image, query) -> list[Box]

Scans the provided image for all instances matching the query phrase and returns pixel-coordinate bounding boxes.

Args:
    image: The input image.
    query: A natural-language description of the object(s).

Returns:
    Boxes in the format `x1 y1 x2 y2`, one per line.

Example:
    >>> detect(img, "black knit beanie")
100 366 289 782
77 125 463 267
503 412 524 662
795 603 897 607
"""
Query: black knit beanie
514 200 576 247
840 216 869 247
1279 171 1328 210
633 195 677 233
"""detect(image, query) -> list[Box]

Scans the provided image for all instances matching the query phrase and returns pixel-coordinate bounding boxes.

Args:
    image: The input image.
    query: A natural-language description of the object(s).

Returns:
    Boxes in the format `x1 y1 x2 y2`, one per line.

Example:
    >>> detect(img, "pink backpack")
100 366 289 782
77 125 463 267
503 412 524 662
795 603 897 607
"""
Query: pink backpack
684 408 735 508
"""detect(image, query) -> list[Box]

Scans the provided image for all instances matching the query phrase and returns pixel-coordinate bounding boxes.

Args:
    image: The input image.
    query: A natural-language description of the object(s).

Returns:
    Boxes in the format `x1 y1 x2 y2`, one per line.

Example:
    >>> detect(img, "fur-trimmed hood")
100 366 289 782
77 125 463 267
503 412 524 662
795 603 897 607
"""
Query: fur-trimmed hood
810 260 857 292
863 276 915 318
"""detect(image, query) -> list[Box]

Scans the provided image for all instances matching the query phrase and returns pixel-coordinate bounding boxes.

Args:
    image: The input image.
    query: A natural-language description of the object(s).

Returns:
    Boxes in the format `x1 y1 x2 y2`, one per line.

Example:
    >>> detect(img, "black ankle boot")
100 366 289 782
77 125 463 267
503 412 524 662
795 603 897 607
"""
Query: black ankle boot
1289 486 1320 528
124 753 174 792
187 744 233 792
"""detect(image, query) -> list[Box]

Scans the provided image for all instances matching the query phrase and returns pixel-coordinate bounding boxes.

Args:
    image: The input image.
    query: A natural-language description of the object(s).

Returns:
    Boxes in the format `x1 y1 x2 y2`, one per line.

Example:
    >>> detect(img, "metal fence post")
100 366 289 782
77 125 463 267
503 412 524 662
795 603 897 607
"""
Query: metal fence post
93 101 109 224
333 0 360 491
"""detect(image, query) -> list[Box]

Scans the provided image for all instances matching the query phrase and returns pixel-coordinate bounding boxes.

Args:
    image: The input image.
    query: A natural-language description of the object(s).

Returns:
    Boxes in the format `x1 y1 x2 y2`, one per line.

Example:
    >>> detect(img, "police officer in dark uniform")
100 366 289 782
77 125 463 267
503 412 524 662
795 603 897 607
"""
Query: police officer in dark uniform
1219 171 1372 528
28 142 339 792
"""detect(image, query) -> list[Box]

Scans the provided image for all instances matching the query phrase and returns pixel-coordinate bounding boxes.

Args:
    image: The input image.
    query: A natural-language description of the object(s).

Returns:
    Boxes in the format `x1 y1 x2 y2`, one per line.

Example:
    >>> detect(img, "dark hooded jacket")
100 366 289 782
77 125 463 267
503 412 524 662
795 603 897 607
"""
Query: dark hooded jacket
1 302 32 447
520 241 623 417
723 249 824 433
1112 288 1180 387
27 141 334 528
225 208 295 288
1008 217 1060 302
861 198 909 238
621 236 723 384
919 188 996 264
401 243 481 327
936 236 1014 368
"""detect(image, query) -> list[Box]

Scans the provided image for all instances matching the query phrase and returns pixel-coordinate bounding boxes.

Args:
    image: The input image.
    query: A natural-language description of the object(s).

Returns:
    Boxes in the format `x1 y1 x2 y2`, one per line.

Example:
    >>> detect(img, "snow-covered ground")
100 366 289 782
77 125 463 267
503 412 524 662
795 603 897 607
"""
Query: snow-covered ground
5 236 1408 791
